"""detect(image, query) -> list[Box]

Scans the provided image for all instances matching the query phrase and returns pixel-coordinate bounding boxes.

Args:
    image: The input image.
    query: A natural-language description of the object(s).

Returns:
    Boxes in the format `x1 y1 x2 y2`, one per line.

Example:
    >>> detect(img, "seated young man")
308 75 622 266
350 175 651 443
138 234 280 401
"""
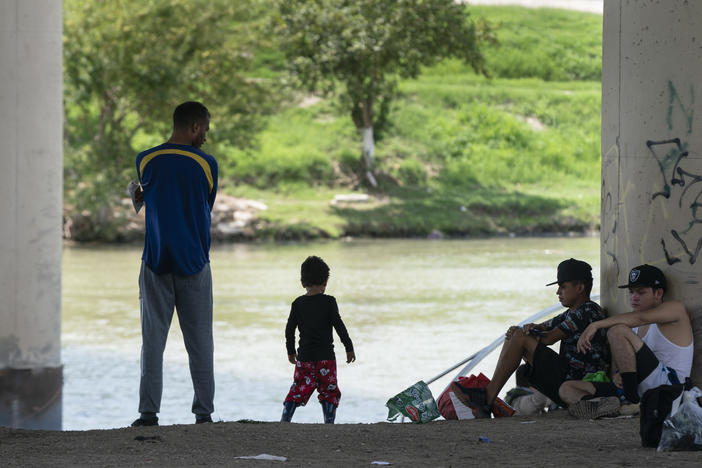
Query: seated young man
560 264 693 418
468 258 611 418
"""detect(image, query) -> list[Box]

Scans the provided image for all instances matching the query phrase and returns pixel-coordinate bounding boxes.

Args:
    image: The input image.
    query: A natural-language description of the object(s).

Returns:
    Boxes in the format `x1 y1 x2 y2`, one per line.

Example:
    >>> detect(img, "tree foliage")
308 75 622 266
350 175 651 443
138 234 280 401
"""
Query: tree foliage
63 0 274 236
275 0 492 183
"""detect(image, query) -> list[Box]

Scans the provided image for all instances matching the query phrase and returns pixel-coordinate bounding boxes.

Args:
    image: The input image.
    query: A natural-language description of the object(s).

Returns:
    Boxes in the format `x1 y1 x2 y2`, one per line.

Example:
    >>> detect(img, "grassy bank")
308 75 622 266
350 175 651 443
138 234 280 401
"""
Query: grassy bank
62 5 604 241
216 5 603 239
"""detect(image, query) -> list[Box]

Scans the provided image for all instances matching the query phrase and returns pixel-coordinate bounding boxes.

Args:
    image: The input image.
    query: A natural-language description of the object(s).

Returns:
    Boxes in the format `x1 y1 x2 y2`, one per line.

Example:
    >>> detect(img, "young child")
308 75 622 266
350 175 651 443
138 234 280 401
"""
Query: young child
281 256 356 424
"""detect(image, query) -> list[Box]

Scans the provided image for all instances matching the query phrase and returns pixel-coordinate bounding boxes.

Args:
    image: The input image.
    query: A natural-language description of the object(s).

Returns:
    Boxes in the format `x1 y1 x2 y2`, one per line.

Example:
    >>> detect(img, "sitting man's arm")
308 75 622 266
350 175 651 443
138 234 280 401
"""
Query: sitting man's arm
504 323 564 345
577 300 687 353
517 311 567 338
538 327 566 346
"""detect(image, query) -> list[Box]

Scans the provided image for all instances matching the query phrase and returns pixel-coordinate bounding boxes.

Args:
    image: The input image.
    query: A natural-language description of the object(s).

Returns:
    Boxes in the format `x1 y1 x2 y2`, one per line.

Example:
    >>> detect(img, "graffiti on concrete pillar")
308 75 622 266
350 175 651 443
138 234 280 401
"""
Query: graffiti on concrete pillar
601 141 622 302
646 138 689 200
667 81 694 134
601 190 616 243
647 81 702 265
602 184 620 274
665 230 702 265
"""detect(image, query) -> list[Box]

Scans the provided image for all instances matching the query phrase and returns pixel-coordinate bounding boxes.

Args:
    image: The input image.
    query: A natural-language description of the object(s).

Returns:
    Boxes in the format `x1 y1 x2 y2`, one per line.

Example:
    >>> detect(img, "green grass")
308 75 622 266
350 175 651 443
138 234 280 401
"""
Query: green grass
467 5 603 81
394 76 601 183
70 5 606 241
226 179 599 240
221 103 359 188
214 6 606 239
220 70 602 238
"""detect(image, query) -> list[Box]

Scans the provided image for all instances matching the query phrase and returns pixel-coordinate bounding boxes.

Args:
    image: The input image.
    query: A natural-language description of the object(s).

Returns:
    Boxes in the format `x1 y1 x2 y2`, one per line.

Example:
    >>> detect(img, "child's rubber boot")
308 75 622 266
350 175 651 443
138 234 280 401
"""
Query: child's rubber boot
321 400 336 424
281 401 297 422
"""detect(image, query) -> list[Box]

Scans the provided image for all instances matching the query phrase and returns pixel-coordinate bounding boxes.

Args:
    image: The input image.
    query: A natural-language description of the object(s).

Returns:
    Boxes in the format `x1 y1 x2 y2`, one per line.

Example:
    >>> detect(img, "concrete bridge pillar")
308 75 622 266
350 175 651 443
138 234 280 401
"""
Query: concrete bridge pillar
0 0 63 429
601 0 702 386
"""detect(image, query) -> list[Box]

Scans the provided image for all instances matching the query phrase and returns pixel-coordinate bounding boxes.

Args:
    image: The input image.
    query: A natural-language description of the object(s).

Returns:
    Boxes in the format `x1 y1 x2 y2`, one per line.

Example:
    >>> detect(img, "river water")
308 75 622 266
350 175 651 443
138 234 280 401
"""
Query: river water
61 237 599 429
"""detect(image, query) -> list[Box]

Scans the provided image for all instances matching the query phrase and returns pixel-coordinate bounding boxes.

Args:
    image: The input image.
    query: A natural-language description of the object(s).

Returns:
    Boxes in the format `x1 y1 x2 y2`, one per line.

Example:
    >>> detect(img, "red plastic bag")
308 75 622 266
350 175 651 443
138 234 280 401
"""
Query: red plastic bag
438 373 513 419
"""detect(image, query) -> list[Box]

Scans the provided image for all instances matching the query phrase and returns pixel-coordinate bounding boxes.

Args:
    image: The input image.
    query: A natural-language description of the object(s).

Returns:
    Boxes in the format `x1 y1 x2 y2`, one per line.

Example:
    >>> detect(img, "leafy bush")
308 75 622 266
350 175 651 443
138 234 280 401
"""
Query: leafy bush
230 147 335 188
396 159 428 187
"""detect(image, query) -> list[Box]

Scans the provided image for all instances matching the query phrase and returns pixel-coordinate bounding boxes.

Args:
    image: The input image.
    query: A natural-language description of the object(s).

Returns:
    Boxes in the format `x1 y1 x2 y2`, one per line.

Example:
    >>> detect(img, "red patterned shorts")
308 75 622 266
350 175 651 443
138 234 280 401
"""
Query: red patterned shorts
284 360 340 407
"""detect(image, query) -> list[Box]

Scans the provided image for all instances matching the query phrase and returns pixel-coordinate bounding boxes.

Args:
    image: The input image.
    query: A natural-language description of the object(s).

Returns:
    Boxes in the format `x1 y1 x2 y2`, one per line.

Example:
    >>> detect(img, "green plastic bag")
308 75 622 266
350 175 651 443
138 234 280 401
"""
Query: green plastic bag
386 380 440 423
582 371 611 383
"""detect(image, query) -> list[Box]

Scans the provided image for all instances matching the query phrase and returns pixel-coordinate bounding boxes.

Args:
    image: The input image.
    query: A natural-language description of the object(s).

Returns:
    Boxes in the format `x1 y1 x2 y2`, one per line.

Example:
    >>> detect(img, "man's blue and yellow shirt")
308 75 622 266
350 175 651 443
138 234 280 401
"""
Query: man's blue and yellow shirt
136 143 218 276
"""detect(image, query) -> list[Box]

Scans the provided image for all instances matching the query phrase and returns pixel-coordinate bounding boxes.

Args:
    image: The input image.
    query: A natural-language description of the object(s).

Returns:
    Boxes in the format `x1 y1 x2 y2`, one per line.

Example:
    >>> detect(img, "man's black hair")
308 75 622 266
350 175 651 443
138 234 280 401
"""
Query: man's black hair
516 363 531 388
301 256 330 287
580 278 593 296
173 101 210 130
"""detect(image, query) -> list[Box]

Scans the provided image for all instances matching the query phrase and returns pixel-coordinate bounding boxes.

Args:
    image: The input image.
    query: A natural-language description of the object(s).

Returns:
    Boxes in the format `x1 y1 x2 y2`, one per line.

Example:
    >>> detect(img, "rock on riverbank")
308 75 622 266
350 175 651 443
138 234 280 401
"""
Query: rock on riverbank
63 194 268 242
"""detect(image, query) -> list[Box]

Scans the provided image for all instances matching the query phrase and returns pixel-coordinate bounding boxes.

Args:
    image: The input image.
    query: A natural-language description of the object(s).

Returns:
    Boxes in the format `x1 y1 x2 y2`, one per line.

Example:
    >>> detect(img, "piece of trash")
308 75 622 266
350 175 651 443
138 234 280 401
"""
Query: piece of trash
386 380 440 424
127 180 144 214
235 454 287 461
134 435 162 443
331 194 370 205
520 420 536 424
478 436 490 443
371 462 391 466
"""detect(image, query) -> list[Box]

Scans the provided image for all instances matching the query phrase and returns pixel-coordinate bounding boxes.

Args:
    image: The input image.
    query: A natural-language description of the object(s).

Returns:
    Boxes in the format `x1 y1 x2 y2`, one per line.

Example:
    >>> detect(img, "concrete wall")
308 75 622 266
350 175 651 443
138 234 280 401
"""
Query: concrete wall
0 0 63 428
601 0 702 385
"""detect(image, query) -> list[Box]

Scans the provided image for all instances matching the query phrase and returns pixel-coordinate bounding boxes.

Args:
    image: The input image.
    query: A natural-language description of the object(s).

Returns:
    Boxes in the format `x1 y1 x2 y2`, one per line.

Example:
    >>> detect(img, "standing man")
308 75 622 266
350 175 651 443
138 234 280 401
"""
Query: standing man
466 258 611 418
566 265 693 417
131 101 218 427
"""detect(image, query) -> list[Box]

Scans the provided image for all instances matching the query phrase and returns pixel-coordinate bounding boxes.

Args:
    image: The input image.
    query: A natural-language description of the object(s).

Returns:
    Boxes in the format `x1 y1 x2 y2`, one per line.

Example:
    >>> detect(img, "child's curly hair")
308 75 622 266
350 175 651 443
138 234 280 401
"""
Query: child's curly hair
301 256 330 287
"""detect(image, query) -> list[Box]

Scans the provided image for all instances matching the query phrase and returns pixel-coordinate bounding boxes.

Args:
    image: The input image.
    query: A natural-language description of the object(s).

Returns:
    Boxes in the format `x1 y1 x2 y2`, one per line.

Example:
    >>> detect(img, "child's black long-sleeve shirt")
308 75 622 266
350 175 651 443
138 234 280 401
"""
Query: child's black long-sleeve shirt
285 293 354 361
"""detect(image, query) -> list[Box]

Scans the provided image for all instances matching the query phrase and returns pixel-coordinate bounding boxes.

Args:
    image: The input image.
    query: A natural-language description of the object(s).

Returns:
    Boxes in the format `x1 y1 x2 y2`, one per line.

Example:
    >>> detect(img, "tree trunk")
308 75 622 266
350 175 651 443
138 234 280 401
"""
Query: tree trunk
361 126 378 187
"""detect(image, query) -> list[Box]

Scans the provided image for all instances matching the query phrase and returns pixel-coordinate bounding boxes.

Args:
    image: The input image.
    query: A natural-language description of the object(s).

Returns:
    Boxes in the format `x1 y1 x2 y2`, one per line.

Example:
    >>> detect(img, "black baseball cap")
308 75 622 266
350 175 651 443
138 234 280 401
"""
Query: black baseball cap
546 258 593 286
618 264 667 291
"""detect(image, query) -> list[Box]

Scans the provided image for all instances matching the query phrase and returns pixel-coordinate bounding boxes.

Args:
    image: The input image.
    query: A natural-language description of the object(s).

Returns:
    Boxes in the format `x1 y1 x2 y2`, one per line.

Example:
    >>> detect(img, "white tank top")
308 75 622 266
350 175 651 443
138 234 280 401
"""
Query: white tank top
641 323 694 380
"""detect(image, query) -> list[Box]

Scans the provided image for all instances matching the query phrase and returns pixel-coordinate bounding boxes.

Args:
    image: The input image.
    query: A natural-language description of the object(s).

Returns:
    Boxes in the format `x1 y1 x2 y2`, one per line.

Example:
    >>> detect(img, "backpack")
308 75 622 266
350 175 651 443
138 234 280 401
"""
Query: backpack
639 384 684 447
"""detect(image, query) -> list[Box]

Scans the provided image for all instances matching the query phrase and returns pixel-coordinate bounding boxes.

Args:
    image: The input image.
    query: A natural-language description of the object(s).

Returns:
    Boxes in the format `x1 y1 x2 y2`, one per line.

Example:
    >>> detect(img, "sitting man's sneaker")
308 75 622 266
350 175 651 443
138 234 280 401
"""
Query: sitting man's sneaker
196 415 213 424
618 402 640 416
568 396 620 419
131 414 159 427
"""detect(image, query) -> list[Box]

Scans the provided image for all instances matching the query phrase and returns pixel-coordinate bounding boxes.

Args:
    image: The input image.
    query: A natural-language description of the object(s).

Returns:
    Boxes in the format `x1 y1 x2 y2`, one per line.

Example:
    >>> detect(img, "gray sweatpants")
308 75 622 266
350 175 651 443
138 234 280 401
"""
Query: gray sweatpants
138 262 214 416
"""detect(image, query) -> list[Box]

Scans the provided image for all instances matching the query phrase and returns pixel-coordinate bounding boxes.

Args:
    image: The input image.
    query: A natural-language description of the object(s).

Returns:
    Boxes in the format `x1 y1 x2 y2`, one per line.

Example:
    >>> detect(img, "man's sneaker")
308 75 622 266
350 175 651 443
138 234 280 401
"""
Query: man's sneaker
568 396 620 419
131 416 159 427
196 415 213 424
492 397 516 417
619 402 640 416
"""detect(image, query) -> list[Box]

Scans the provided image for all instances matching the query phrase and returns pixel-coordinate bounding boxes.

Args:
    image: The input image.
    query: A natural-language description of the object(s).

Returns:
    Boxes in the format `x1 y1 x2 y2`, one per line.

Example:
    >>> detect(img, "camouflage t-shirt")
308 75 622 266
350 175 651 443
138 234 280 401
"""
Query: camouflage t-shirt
541 300 611 381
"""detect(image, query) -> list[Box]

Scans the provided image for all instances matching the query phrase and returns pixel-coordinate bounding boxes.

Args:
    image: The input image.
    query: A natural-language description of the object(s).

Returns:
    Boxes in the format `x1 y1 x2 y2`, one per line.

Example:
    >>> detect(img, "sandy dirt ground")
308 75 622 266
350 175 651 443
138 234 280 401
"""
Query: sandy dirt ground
1 411 700 467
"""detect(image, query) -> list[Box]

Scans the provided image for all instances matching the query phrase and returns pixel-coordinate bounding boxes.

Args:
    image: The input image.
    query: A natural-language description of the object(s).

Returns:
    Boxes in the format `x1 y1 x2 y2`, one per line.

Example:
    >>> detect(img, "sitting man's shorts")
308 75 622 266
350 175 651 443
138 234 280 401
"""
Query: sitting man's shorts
526 342 570 406
635 343 681 396
590 342 680 400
